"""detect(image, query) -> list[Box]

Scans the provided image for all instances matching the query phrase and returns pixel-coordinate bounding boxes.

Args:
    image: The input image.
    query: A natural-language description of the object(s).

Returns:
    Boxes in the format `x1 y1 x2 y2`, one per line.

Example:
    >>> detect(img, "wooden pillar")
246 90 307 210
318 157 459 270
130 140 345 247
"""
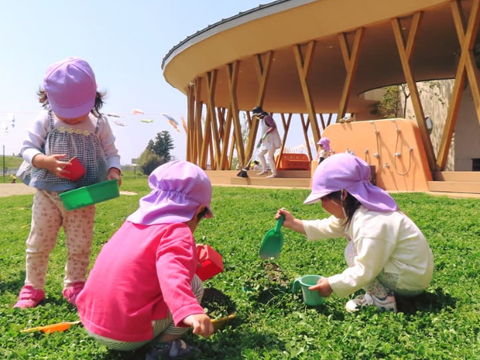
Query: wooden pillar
275 113 292 168
186 83 195 162
326 113 333 127
437 0 480 170
392 12 436 171
338 28 365 119
200 71 221 169
194 78 204 166
245 52 273 166
226 61 246 169
300 114 313 161
293 41 322 145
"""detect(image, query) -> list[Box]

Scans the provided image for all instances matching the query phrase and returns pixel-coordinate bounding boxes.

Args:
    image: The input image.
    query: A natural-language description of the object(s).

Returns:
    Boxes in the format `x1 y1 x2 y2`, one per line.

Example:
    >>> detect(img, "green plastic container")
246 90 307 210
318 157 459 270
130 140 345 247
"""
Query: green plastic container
59 179 120 211
292 275 325 306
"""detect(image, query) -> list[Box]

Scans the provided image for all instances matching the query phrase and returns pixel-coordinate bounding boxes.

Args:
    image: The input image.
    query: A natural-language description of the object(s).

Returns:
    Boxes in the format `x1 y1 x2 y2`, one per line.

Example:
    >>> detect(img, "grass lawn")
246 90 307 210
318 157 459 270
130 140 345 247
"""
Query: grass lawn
1 176 479 359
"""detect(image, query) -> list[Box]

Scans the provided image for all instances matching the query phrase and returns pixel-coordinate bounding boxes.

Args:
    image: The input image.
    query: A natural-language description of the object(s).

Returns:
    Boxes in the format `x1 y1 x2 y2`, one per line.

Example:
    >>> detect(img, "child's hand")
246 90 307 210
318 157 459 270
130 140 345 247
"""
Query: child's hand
276 208 306 234
309 277 333 297
32 154 71 179
107 168 122 186
183 314 214 338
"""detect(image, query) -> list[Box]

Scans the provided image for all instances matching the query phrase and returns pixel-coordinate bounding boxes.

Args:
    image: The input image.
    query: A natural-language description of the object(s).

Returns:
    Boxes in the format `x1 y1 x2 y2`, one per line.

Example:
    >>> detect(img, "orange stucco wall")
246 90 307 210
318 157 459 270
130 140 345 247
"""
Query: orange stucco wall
314 119 432 192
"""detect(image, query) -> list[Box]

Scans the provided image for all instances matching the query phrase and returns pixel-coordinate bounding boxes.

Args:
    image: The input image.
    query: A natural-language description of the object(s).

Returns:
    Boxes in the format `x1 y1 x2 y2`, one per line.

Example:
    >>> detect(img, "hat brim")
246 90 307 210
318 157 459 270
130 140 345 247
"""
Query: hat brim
205 207 214 218
49 98 95 119
303 189 333 205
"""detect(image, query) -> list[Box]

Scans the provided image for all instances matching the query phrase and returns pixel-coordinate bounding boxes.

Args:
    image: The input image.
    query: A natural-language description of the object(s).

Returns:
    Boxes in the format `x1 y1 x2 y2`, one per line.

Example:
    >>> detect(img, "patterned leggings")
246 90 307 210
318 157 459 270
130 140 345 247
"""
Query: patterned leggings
25 189 96 290
344 241 423 298
87 275 204 351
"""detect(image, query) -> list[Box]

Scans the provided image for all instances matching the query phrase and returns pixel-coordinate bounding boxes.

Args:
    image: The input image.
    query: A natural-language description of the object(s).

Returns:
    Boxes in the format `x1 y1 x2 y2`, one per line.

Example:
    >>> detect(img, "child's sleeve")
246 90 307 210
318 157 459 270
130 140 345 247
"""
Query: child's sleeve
155 224 205 327
98 116 121 170
302 216 344 240
264 115 277 133
20 113 49 165
328 236 396 297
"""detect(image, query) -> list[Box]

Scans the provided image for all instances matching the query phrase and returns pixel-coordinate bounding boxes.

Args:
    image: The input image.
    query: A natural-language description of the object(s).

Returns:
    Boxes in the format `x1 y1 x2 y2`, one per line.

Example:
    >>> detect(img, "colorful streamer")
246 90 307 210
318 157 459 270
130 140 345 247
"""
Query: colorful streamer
181 116 188 133
113 119 127 126
162 114 180 132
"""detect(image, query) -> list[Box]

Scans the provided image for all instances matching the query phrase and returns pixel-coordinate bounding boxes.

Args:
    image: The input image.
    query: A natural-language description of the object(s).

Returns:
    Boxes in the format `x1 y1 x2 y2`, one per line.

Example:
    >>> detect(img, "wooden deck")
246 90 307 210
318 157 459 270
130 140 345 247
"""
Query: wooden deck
429 172 480 194
206 170 480 197
205 170 311 189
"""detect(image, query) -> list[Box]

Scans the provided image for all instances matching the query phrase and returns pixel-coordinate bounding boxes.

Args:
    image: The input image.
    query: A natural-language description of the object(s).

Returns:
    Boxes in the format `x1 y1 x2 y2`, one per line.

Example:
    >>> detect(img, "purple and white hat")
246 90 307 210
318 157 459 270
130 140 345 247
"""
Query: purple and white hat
127 160 213 225
317 137 330 152
304 153 398 212
43 57 97 118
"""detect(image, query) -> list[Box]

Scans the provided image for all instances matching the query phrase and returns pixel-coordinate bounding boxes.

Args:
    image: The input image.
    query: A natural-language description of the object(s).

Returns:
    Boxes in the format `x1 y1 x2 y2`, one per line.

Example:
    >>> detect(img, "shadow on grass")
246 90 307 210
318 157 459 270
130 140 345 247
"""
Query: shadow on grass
396 287 457 315
201 287 237 318
105 327 287 360
99 287 242 360
0 271 25 294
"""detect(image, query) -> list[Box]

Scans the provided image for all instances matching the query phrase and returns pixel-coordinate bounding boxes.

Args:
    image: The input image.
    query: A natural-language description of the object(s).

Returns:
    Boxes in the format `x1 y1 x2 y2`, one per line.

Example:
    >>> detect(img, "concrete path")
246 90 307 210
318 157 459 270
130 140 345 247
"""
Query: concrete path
0 184 36 198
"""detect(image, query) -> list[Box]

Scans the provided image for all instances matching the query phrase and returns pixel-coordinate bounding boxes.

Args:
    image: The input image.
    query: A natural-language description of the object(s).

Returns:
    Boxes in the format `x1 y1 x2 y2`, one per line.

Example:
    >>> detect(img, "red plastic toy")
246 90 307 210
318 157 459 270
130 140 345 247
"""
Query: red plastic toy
195 244 223 281
64 157 86 182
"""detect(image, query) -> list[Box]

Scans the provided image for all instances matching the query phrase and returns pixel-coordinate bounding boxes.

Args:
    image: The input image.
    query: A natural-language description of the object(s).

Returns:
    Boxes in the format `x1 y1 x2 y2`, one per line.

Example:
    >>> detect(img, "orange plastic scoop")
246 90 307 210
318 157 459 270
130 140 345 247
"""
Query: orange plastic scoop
20 320 81 334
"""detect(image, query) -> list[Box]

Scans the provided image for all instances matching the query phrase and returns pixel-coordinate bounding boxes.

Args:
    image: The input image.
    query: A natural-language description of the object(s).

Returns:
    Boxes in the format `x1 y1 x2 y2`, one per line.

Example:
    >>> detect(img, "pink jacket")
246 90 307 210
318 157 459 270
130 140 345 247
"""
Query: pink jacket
76 221 204 342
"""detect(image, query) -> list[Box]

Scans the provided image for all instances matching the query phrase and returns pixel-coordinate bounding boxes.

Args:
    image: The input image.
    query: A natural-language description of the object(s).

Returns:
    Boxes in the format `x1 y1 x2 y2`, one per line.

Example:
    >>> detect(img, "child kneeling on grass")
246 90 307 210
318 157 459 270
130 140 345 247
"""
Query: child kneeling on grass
76 161 214 358
276 153 434 313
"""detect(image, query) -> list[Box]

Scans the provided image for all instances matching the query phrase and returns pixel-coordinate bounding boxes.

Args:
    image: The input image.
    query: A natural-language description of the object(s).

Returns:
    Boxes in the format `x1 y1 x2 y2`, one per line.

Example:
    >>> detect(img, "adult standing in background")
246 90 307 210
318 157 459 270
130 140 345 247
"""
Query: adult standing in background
252 106 282 178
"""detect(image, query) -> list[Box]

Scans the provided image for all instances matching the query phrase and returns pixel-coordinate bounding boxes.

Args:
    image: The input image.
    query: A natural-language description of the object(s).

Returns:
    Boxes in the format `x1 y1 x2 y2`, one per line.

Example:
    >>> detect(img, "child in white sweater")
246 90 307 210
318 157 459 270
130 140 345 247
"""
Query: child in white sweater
277 153 434 312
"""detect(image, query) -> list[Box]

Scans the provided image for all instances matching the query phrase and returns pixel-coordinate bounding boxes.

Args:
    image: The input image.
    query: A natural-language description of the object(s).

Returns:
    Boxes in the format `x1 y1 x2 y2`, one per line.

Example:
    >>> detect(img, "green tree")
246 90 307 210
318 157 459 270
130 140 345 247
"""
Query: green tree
138 149 162 176
376 85 401 118
150 131 174 162
137 131 175 175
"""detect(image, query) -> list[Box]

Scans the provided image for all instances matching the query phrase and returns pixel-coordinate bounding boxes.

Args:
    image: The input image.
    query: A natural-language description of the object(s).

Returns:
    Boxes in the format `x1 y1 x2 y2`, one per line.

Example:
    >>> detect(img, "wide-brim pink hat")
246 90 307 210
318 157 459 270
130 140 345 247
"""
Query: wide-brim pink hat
43 57 97 118
304 153 398 212
127 160 213 225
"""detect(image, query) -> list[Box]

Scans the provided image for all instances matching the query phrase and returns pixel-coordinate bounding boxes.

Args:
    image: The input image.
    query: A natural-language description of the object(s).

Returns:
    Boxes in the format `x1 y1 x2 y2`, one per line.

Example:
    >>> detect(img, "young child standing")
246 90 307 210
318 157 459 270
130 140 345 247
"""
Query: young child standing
277 153 434 313
317 137 330 164
76 161 214 358
14 57 122 309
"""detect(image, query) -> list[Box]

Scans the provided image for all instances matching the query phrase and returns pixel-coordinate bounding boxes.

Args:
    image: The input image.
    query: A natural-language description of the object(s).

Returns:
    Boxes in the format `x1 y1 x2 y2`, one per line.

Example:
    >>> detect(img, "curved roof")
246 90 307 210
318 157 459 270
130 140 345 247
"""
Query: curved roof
162 0 465 113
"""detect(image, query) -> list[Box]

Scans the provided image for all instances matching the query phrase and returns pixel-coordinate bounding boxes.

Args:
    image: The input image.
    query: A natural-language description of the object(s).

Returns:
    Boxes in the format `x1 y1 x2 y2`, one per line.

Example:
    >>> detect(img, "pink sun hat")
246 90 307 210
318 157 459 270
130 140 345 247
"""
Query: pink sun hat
43 57 97 118
127 160 213 225
317 137 330 152
304 153 398 212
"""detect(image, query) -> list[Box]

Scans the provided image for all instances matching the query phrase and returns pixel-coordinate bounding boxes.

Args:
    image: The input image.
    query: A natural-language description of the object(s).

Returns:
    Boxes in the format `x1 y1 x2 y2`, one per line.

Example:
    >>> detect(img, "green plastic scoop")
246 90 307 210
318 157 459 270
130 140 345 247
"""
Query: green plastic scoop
259 214 285 259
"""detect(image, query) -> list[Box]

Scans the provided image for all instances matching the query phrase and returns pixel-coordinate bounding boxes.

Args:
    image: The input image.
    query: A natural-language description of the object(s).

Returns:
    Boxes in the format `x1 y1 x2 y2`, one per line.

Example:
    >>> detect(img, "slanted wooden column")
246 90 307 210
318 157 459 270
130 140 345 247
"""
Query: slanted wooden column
293 41 322 145
218 107 231 169
392 12 436 172
200 70 221 169
217 107 225 141
226 61 245 169
245 52 273 166
325 113 333 127
186 83 195 162
299 114 314 160
437 0 480 170
275 113 292 168
193 78 204 166
338 28 365 119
